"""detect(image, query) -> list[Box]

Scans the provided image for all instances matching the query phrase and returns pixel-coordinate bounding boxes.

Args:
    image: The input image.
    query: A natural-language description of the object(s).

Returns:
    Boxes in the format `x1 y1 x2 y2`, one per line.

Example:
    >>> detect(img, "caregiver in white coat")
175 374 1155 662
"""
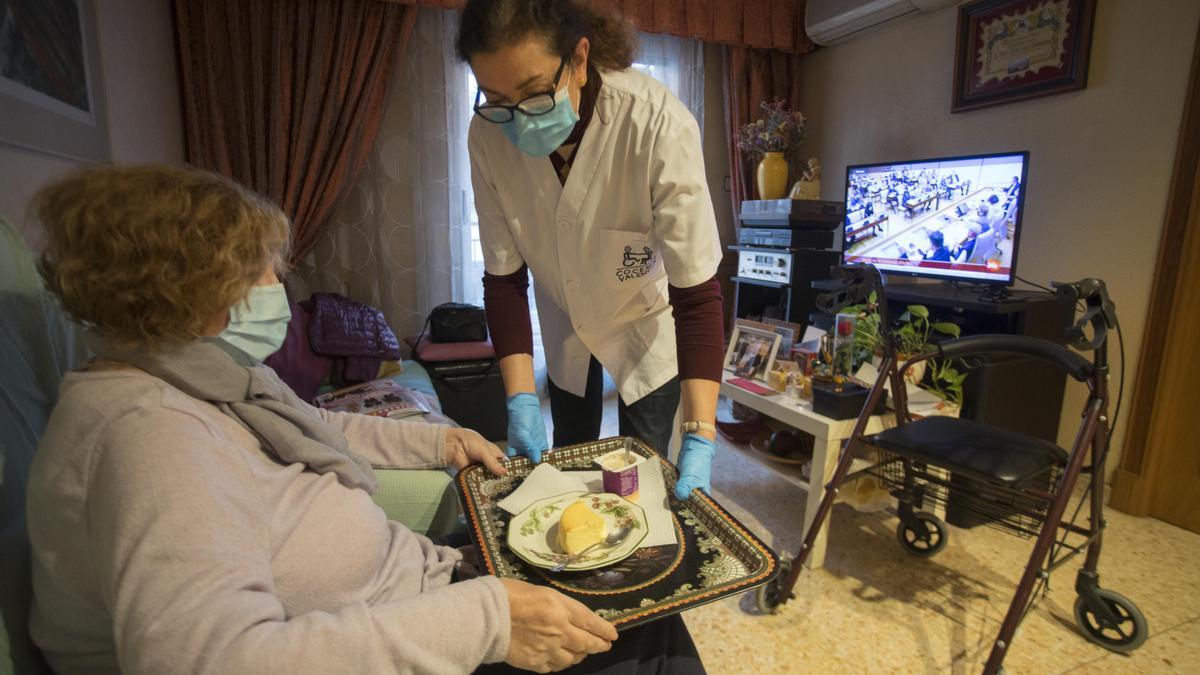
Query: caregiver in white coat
458 0 725 501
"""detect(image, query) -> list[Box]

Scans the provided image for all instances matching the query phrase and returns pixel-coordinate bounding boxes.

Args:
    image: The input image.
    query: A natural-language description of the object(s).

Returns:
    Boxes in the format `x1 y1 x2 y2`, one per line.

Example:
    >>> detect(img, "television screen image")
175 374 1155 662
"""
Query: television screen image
842 152 1029 285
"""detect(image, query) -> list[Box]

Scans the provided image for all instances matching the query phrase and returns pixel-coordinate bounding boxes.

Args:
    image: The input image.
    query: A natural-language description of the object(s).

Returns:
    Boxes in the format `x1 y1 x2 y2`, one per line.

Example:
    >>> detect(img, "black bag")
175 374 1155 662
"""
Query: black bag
425 302 488 343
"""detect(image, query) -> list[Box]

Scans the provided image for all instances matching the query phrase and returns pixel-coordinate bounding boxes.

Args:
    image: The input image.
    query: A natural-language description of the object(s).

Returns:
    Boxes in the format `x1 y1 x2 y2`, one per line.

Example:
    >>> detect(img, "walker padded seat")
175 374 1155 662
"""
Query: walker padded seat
868 415 1068 487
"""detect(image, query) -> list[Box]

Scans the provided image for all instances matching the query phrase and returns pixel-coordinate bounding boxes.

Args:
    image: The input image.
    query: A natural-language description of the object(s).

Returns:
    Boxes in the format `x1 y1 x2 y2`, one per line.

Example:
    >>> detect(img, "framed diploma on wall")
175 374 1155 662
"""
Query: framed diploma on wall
952 0 1097 113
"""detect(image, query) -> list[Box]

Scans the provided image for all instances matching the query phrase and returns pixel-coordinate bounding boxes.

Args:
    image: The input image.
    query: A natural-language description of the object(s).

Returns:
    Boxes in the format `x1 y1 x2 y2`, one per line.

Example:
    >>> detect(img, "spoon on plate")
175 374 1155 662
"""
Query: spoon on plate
549 526 633 572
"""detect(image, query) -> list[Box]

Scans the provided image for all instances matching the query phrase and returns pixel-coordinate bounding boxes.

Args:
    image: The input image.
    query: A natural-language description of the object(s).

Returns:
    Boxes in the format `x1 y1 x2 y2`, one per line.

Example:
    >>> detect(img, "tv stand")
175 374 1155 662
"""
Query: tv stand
879 280 1073 444
979 285 1013 303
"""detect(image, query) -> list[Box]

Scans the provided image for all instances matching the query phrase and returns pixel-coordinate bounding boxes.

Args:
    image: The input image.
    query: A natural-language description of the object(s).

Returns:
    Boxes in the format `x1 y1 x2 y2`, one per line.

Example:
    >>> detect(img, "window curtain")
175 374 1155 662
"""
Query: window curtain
634 32 705 135
599 0 813 54
724 45 813 215
291 8 471 340
382 1 814 53
173 0 413 263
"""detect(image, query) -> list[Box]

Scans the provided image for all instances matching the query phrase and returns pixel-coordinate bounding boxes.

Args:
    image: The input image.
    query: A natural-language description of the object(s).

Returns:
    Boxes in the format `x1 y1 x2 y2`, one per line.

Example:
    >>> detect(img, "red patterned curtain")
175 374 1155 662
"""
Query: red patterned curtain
173 0 415 262
382 0 814 53
596 0 813 54
724 45 812 213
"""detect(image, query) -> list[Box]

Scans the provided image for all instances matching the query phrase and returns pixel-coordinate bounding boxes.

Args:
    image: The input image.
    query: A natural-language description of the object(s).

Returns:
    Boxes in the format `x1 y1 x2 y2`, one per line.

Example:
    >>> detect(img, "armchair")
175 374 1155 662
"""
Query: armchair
0 217 458 675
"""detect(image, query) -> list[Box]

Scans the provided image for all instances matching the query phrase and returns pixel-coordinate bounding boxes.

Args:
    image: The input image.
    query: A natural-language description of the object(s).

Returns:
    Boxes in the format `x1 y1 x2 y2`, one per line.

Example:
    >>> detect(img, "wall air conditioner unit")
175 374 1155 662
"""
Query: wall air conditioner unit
806 0 959 46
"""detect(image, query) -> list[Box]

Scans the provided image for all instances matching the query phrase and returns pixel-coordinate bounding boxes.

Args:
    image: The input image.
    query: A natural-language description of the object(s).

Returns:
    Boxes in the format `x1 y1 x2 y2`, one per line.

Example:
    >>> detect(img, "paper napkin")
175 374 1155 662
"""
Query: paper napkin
498 460 678 548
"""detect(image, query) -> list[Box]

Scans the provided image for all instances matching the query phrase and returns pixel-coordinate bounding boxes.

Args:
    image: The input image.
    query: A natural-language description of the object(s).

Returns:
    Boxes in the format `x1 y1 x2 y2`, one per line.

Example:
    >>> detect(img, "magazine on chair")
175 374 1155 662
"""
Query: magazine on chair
314 379 430 419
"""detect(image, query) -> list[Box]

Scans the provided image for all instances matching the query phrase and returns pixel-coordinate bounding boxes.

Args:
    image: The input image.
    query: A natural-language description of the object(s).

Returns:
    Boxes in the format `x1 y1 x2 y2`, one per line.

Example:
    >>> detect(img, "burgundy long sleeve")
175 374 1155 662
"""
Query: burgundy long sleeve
668 275 725 382
482 264 534 359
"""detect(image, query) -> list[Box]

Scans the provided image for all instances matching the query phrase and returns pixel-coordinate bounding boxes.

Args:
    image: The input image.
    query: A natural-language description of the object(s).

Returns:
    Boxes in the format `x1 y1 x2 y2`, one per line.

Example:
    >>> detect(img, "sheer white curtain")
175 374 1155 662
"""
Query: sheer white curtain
292 9 474 340
293 15 707 343
442 13 482 308
632 32 705 136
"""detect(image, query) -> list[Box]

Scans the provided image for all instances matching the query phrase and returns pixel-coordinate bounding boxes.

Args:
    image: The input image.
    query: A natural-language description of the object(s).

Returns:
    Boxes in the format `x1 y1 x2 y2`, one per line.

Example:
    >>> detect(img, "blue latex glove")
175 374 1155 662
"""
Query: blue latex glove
505 392 549 463
674 433 715 500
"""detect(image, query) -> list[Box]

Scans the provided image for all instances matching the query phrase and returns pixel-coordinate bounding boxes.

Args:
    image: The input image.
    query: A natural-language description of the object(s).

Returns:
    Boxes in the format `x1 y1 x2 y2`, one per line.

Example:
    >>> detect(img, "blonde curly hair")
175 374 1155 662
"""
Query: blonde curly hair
35 164 291 346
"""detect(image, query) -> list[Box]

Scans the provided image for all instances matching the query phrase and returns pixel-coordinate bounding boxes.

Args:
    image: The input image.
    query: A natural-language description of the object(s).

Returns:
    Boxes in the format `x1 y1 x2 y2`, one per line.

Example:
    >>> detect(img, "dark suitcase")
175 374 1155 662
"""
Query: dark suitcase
425 358 507 442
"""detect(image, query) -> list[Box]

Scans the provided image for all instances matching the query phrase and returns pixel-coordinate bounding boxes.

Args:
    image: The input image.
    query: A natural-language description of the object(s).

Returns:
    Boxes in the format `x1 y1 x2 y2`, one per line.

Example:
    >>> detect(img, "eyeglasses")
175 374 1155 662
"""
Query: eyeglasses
474 56 568 124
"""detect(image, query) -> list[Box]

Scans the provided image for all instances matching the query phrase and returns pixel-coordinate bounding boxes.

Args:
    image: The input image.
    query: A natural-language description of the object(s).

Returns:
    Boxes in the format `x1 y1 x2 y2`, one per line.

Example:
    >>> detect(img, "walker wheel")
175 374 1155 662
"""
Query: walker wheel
896 512 948 557
1074 589 1148 653
755 557 793 614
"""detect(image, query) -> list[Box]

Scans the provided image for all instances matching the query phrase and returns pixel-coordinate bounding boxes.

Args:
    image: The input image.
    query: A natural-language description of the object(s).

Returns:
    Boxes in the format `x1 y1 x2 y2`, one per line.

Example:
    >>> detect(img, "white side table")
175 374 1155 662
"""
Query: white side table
719 374 897 570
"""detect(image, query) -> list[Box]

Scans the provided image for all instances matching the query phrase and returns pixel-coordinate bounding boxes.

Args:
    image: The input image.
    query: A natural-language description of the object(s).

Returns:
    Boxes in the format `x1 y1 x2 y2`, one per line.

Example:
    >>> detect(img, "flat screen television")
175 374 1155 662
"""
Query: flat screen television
841 151 1029 287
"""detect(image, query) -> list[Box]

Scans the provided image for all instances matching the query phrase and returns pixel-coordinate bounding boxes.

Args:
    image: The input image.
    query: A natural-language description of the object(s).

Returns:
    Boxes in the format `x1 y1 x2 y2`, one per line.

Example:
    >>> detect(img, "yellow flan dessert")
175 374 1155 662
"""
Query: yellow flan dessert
556 499 607 554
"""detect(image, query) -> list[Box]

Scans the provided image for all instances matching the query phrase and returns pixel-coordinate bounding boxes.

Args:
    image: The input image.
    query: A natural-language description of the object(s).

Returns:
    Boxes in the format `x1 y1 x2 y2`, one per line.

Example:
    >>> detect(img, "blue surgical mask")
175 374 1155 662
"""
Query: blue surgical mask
214 283 291 365
501 86 579 157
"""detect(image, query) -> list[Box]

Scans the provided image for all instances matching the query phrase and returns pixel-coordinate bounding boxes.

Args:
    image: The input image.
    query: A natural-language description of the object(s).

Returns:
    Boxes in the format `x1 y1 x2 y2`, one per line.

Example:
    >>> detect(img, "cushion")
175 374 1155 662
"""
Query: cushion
867 415 1068 487
371 468 460 542
264 300 333 403
1 216 77 674
404 335 496 363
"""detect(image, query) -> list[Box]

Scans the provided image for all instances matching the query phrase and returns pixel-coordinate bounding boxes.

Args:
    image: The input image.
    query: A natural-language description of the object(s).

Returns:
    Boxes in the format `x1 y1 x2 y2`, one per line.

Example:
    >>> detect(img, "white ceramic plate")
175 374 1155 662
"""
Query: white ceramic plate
506 491 648 572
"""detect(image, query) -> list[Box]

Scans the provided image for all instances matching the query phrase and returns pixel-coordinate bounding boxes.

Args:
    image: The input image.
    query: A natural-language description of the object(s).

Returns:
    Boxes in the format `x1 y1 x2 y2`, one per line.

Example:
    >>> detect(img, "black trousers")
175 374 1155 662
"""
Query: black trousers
473 614 705 675
547 357 680 455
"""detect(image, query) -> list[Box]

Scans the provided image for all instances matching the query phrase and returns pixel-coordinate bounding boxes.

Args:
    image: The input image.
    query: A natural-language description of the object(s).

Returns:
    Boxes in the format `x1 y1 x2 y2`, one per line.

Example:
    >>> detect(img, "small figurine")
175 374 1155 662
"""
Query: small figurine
789 157 822 200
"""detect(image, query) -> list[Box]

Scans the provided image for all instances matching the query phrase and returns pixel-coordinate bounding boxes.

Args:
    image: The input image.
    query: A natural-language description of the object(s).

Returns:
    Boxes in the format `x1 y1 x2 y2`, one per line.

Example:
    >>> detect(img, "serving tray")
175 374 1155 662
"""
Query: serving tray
456 437 780 629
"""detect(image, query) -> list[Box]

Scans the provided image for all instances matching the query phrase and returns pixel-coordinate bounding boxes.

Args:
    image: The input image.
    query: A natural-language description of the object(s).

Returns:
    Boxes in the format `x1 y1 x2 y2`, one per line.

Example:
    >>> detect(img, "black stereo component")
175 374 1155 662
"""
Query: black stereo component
728 200 846 328
738 199 844 230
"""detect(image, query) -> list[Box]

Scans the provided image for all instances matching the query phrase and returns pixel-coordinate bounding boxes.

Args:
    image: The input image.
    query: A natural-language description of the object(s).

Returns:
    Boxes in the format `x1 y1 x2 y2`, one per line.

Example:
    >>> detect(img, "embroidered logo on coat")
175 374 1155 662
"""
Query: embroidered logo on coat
615 245 654 282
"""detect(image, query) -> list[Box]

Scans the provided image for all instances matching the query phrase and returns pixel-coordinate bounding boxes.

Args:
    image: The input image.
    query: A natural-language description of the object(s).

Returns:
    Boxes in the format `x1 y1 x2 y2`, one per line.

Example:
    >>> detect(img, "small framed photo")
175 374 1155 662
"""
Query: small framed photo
725 323 782 383
761 317 804 349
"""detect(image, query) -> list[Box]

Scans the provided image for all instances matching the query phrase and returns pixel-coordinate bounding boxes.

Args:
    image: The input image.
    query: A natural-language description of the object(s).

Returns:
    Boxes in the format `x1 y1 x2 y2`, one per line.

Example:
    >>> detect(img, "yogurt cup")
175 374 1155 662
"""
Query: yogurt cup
595 449 645 501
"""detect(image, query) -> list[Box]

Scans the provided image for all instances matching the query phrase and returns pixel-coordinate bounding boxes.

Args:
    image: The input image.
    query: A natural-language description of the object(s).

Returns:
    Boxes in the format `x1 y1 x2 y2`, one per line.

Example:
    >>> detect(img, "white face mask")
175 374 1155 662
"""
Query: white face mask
214 283 291 365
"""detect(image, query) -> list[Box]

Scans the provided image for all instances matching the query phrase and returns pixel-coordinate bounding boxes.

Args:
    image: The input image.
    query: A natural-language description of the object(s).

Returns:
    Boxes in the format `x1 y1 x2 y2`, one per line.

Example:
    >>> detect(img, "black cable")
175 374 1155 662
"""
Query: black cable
1014 274 1055 294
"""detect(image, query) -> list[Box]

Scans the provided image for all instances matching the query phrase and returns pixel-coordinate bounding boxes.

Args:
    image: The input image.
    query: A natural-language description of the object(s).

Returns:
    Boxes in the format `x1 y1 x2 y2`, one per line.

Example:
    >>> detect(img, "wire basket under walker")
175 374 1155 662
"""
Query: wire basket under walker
864 450 1062 539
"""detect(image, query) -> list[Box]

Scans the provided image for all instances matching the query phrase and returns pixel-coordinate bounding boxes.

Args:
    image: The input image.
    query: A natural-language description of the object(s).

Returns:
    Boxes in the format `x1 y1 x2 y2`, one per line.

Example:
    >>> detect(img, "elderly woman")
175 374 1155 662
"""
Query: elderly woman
25 165 618 674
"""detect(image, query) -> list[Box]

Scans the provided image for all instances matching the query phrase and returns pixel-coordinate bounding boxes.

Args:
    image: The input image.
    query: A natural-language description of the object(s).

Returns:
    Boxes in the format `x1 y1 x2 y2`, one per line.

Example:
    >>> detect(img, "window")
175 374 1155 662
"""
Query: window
630 33 706 135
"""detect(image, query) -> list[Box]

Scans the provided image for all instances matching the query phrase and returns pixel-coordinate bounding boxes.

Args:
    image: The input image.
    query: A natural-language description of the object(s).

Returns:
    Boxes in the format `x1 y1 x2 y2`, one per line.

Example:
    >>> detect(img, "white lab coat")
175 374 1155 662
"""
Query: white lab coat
468 68 721 404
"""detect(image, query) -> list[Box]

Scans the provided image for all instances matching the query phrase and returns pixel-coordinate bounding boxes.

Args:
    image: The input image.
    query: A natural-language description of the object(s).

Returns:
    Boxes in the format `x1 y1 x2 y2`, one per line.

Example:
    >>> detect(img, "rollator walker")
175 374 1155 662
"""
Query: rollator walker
753 264 1147 674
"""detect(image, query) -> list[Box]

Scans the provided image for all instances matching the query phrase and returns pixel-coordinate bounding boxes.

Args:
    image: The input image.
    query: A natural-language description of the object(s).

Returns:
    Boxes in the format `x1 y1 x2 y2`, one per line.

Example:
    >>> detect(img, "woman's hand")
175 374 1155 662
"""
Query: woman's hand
505 392 549 463
501 579 617 672
444 427 508 475
673 432 714 500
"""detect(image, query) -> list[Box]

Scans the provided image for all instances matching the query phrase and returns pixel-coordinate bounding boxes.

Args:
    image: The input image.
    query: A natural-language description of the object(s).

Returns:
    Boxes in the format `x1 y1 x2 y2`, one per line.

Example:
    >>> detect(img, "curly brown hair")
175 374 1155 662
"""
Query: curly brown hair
457 0 636 72
34 165 291 347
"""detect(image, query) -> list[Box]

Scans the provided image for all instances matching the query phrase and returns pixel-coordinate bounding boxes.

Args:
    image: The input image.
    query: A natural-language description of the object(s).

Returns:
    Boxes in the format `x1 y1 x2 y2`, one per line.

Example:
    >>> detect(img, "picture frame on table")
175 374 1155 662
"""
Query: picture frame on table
725 323 782 383
737 318 801 355
951 0 1096 113
0 0 110 163
760 317 805 352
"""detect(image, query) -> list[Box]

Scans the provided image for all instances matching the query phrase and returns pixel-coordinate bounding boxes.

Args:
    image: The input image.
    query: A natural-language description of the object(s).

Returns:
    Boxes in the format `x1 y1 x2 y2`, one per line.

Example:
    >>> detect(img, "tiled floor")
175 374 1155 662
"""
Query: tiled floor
554 394 1200 674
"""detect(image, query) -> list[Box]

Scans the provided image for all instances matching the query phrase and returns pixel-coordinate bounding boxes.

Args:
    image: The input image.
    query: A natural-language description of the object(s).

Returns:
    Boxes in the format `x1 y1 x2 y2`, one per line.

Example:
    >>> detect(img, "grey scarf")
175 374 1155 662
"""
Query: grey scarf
87 333 378 493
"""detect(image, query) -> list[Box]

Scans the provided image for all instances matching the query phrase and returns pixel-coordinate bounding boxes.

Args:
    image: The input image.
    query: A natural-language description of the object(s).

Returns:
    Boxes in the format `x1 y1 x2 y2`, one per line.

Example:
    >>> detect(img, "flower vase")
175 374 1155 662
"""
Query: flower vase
756 152 789 200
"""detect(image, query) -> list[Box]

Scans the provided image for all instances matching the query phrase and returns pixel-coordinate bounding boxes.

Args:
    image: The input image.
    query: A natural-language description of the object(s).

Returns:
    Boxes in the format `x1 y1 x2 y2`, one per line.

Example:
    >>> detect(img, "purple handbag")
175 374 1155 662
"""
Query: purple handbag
305 292 401 385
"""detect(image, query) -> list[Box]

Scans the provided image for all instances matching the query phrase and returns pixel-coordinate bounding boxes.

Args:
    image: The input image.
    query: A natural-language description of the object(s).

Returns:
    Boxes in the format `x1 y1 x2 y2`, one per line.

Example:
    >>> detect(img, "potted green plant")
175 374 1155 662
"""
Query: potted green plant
926 359 967 409
840 294 966 410
891 304 962 388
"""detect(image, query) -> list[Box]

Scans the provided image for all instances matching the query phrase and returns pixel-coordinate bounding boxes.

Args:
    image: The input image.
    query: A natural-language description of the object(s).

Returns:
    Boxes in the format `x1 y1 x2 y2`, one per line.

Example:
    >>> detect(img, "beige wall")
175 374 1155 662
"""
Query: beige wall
798 0 1199 470
0 0 184 245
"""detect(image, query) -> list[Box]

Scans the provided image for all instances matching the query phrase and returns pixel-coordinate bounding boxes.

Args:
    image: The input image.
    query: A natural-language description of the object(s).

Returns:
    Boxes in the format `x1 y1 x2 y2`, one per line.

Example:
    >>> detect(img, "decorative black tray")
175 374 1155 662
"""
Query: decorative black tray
456 437 779 629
